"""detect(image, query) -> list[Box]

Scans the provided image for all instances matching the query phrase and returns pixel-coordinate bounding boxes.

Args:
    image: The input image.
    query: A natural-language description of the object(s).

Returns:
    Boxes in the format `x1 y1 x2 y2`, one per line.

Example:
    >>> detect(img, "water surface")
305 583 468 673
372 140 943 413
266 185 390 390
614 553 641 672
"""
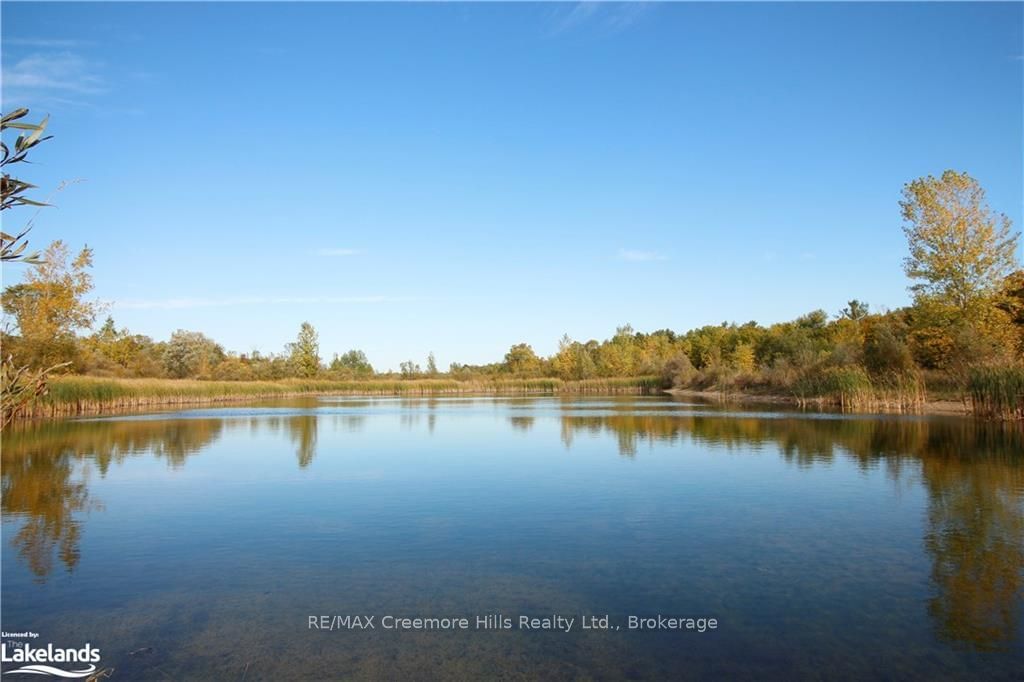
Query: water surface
2 396 1022 679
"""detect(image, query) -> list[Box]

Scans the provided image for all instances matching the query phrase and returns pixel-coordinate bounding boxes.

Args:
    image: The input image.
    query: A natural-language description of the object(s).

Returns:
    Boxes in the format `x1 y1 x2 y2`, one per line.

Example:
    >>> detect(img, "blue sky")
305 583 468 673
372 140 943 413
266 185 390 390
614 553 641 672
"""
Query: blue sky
2 2 1021 370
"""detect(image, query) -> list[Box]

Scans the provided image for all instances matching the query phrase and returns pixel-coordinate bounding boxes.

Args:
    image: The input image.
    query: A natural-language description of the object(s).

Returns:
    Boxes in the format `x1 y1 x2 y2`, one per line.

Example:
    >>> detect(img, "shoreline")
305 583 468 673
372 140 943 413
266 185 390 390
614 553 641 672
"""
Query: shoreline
3 376 983 423
10 375 663 422
666 388 972 416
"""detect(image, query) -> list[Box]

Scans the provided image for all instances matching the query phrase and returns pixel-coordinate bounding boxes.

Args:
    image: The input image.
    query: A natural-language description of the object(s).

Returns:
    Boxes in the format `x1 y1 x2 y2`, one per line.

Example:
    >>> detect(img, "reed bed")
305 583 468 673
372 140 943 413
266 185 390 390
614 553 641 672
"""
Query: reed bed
18 375 663 420
792 368 926 413
969 367 1024 421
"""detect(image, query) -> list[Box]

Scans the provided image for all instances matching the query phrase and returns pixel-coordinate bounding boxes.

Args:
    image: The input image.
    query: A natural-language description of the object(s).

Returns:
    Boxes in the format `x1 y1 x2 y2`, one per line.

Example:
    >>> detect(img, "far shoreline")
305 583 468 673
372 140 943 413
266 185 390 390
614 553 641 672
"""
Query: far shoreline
3 375 984 423
666 388 972 417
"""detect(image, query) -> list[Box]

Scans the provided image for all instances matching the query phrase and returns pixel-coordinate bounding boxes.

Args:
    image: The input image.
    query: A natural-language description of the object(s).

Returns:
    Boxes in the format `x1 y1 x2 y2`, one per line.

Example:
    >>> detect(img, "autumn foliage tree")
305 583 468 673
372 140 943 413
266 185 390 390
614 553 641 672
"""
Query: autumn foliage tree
901 171 1019 312
3 241 99 369
900 171 1021 371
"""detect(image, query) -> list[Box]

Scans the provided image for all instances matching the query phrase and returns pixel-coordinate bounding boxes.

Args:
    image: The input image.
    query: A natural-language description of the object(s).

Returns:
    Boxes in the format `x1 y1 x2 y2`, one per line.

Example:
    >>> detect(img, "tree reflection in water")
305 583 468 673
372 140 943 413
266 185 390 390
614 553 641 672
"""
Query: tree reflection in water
555 409 1023 651
1 418 223 580
2 448 87 580
923 455 1023 651
3 404 1021 651
287 415 318 468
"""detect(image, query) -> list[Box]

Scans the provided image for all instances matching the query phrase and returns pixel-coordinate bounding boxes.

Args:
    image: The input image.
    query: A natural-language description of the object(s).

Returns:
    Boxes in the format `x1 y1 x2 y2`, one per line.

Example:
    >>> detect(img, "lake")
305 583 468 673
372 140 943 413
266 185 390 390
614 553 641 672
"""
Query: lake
2 396 1022 680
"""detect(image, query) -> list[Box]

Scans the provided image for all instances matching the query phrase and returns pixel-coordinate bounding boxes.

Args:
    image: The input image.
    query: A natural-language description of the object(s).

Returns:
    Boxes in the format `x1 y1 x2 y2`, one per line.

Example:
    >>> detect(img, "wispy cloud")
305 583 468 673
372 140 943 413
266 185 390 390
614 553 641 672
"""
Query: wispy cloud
315 248 364 257
114 295 419 311
603 3 651 32
4 38 94 48
546 2 653 37
550 2 600 33
618 249 668 262
2 51 106 105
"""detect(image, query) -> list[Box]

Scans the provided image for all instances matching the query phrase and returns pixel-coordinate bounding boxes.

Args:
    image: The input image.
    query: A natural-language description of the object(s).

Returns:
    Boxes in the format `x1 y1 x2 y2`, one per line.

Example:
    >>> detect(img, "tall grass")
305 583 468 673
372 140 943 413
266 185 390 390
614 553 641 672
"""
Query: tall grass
791 368 925 413
792 366 874 411
18 375 663 420
969 367 1024 420
675 363 927 413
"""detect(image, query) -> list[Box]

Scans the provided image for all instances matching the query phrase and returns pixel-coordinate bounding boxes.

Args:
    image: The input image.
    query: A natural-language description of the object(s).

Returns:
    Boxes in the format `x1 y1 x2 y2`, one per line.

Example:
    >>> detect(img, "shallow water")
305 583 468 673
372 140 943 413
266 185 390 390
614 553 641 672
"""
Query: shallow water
2 395 1022 680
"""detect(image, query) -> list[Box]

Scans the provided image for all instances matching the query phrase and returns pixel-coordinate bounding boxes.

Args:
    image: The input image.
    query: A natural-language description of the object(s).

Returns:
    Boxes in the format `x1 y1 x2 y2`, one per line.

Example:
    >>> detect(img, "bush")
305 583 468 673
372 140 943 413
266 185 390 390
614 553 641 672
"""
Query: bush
663 352 697 387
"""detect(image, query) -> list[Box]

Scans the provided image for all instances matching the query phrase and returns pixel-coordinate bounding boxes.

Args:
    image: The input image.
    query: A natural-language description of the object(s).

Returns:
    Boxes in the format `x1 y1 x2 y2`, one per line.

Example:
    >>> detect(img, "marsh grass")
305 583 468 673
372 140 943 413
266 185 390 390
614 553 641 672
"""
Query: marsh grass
683 364 927 413
791 368 925 413
793 367 874 411
22 375 663 419
970 367 1024 420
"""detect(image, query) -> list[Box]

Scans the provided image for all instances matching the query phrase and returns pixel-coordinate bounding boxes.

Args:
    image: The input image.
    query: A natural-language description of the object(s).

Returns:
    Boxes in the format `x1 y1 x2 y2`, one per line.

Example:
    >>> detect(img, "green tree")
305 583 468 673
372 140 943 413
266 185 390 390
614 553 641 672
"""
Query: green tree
330 349 374 377
864 322 915 377
503 343 541 376
426 352 438 376
84 316 153 374
840 300 870 321
287 322 320 377
210 355 256 381
163 330 225 378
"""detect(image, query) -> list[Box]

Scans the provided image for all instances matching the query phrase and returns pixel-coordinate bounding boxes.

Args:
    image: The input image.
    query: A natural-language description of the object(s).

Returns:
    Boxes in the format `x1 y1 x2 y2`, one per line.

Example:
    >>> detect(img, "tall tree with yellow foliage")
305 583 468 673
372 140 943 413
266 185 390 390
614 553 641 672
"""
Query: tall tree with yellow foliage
900 171 1021 370
901 170 1019 312
2 240 99 369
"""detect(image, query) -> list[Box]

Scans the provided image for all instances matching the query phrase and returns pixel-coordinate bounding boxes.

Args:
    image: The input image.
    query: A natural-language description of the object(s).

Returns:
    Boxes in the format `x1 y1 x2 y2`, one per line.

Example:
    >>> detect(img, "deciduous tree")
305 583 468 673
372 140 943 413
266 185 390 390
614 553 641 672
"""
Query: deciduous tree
901 172 1020 371
901 171 1019 313
504 343 541 376
288 322 321 378
163 330 225 378
2 240 99 368
330 349 374 377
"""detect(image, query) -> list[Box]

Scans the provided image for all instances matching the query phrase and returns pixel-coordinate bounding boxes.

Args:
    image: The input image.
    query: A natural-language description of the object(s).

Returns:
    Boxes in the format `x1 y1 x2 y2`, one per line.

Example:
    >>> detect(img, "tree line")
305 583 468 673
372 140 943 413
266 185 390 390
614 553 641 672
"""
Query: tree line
2 109 1021 410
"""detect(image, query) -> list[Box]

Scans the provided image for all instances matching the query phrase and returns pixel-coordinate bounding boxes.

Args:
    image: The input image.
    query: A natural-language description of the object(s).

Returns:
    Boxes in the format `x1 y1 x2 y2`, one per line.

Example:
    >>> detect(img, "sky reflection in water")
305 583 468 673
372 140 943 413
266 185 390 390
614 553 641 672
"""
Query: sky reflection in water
2 396 1022 680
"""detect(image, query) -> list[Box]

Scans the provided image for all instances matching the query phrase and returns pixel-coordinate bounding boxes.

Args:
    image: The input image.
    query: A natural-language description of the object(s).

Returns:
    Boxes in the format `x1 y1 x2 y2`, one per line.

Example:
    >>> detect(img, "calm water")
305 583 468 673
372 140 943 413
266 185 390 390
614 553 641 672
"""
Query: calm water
2 396 1022 680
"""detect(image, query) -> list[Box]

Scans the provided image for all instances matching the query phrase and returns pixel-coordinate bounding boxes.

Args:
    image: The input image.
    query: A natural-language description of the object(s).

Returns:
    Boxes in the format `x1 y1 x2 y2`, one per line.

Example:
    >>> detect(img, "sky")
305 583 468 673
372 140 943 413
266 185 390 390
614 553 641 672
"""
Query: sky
1 2 1022 371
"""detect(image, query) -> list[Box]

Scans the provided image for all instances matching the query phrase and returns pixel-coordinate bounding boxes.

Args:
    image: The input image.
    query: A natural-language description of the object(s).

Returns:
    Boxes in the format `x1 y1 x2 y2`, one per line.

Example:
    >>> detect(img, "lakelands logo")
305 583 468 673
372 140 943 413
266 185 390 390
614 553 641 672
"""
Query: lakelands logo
1 641 101 678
